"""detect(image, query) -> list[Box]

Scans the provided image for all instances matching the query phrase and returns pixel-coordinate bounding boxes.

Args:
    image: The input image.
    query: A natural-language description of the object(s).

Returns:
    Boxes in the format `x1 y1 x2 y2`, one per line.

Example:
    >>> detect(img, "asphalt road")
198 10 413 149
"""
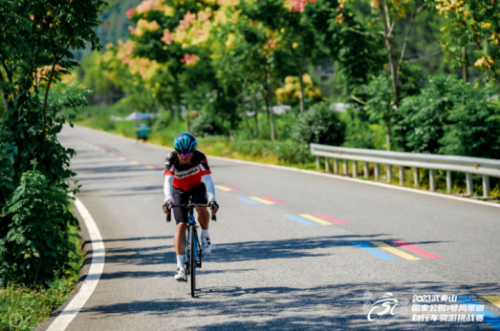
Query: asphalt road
47 125 500 330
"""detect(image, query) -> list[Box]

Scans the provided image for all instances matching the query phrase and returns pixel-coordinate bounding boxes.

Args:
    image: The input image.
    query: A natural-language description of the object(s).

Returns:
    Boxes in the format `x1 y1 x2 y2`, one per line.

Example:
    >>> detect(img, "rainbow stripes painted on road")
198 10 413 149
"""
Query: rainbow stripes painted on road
283 213 347 225
215 185 241 192
351 240 442 261
238 196 286 205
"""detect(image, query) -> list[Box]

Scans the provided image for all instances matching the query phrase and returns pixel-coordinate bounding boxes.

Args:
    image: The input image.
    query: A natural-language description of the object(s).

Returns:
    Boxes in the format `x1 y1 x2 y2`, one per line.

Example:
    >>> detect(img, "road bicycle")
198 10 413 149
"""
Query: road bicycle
167 203 216 297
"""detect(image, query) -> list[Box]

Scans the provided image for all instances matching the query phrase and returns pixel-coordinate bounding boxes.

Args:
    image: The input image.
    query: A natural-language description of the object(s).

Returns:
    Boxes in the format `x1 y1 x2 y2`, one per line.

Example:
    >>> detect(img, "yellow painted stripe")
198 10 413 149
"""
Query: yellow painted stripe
300 214 332 225
215 185 231 192
249 197 274 205
371 241 420 260
130 161 139 165
481 296 500 309
145 165 155 169
118 157 127 161
108 153 115 157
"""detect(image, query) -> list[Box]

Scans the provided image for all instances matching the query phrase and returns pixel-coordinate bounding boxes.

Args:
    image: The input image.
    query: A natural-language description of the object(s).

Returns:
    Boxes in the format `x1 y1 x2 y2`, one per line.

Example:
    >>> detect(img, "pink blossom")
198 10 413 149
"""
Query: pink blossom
180 53 200 66
177 11 196 31
161 30 175 45
288 0 316 12
128 26 136 35
127 8 135 19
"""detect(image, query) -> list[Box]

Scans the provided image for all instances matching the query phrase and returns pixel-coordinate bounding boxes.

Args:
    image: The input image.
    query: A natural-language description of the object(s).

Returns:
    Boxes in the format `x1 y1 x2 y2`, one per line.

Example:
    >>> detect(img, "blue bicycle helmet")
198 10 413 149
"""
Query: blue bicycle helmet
174 132 197 153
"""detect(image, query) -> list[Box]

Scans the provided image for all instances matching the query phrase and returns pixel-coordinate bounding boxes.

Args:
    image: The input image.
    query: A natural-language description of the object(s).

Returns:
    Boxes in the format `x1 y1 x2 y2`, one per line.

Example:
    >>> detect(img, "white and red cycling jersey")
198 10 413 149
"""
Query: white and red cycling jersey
163 150 211 191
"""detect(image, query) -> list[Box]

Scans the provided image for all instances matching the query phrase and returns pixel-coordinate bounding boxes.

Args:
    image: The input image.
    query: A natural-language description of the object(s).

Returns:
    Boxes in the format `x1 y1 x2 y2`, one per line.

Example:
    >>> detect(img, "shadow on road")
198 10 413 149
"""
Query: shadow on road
78 281 500 330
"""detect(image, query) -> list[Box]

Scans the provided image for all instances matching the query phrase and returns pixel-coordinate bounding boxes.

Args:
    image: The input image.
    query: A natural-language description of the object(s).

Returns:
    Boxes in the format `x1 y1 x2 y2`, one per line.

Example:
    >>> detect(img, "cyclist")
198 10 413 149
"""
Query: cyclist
162 132 219 281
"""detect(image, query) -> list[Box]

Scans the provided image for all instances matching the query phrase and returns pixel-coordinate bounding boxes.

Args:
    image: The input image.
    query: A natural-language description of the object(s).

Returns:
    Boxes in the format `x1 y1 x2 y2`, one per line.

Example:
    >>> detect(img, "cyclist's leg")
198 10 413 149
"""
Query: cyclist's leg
172 187 189 257
191 183 209 230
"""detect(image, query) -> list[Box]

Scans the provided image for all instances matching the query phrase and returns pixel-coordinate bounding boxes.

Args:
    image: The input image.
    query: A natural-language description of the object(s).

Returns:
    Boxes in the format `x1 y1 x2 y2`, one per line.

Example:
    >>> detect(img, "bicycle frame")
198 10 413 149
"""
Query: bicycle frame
185 212 203 270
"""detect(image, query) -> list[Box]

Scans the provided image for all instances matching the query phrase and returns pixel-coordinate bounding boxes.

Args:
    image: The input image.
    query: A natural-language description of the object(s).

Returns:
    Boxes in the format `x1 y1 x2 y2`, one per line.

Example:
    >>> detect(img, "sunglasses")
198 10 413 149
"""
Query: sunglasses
176 150 193 157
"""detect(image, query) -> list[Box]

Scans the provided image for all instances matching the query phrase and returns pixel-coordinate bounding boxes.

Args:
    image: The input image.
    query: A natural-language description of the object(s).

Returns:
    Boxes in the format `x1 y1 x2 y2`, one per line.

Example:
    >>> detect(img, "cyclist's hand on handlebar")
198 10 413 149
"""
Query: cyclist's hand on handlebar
163 199 173 214
208 200 219 215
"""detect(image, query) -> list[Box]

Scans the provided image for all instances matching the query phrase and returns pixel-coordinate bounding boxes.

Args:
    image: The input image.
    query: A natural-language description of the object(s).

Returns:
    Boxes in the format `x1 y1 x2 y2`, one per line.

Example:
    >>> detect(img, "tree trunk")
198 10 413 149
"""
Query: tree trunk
265 65 276 141
385 120 391 151
252 89 259 139
462 47 468 83
298 67 305 113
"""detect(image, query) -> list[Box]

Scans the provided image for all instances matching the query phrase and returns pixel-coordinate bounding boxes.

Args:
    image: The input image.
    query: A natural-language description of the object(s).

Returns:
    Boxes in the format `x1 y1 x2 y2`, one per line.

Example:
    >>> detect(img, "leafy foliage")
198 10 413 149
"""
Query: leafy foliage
190 114 227 137
0 0 104 285
292 102 345 145
395 75 500 158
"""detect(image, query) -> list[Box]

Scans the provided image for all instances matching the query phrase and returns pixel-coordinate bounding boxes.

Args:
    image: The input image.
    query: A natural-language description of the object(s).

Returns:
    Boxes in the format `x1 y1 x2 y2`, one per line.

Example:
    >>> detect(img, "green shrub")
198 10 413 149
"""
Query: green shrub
291 102 345 145
230 140 314 164
191 114 227 137
395 75 500 158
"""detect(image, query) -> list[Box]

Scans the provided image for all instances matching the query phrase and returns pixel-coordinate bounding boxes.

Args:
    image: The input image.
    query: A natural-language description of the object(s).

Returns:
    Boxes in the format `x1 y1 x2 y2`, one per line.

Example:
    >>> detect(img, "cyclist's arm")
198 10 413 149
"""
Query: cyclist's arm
201 174 216 202
164 174 174 202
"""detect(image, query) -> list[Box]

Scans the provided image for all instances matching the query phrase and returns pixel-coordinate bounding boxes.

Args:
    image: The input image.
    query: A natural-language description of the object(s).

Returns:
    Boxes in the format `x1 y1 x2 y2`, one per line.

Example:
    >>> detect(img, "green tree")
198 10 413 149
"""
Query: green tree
0 0 104 285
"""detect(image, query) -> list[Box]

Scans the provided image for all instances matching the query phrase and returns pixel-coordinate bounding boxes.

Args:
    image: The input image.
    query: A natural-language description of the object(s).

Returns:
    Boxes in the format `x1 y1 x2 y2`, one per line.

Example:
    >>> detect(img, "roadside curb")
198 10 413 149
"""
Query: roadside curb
72 125 500 210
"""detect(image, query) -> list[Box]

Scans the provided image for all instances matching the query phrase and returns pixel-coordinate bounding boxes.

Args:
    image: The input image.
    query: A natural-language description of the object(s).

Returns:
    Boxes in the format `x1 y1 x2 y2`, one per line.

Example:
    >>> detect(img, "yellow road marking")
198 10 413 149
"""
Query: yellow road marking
249 197 274 204
300 214 332 225
145 165 155 169
481 296 500 309
371 241 420 260
108 153 115 157
130 161 139 165
118 157 127 161
215 185 231 192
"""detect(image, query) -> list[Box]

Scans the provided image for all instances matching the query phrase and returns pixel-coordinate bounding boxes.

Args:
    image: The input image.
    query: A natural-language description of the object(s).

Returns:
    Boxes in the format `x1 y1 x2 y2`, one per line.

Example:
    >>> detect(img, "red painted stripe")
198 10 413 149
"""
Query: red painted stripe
223 185 241 190
262 196 286 204
315 213 348 224
391 240 443 259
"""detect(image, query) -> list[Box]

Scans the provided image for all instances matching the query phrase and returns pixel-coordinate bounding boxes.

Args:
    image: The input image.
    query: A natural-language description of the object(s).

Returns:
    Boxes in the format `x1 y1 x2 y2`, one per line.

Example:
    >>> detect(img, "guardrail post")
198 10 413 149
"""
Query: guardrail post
374 164 380 181
466 173 473 196
429 169 436 191
399 166 405 186
334 159 339 174
343 160 348 175
386 165 392 183
325 157 331 172
446 171 452 193
413 168 419 187
363 162 369 178
352 161 358 178
316 156 320 169
483 176 490 198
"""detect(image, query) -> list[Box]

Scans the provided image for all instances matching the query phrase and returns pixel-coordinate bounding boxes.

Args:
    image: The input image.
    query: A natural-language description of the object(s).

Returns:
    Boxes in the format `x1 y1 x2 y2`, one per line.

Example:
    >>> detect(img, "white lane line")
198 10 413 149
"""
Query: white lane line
47 197 105 331
70 125 500 209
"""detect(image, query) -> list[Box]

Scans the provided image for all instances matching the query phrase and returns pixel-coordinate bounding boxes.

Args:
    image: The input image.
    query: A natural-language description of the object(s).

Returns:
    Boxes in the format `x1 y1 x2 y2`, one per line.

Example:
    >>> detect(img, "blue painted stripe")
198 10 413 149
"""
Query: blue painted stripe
154 170 163 175
137 165 147 170
123 161 131 165
351 242 398 261
457 296 500 330
113 157 120 161
285 214 315 225
237 197 260 205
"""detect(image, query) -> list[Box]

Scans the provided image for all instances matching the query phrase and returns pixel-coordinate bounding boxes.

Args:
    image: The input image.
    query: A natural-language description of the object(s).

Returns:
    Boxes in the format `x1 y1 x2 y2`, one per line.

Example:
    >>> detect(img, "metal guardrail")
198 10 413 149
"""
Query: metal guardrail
310 143 500 198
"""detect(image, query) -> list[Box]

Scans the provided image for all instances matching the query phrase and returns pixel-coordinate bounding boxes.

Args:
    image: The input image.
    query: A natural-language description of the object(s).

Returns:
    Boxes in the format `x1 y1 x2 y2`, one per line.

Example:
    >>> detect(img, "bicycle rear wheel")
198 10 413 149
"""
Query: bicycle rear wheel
189 226 196 297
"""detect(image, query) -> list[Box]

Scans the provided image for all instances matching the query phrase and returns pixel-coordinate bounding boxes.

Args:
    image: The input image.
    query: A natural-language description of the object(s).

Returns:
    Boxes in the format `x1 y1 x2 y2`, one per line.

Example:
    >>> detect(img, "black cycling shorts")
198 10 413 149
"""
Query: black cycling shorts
172 183 208 224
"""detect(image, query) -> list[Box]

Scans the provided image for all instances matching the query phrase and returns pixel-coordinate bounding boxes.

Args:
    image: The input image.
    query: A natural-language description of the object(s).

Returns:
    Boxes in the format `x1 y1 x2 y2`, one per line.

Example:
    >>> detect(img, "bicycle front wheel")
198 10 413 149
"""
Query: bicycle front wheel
189 226 196 298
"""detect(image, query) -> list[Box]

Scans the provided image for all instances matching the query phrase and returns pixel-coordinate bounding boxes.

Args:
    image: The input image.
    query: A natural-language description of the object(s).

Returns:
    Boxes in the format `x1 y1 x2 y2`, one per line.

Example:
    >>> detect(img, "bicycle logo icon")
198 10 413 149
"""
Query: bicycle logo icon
363 291 409 324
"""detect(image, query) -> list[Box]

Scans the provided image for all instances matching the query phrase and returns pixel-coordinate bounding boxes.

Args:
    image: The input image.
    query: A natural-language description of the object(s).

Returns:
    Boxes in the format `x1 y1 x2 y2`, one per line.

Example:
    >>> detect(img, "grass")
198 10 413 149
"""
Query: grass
0 205 84 331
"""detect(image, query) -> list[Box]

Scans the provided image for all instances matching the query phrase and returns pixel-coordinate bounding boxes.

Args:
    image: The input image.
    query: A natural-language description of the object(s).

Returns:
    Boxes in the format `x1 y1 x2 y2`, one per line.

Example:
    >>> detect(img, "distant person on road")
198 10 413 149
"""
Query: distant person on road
162 132 219 281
